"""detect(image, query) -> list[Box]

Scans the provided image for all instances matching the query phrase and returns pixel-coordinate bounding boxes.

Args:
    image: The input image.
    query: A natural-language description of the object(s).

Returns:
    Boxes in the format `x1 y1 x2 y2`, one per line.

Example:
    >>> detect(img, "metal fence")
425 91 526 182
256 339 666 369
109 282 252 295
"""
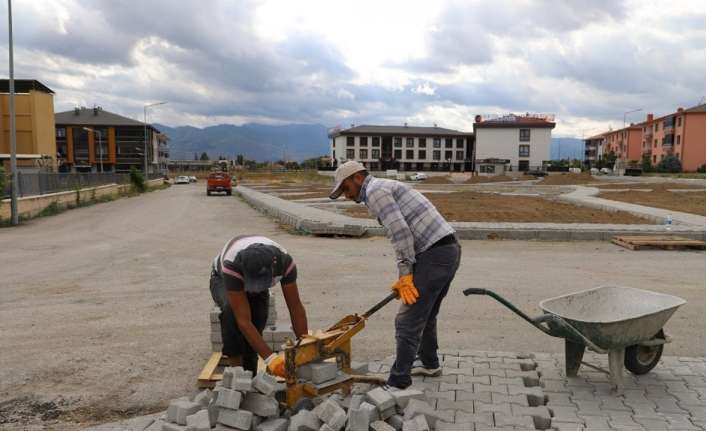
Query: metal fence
1 172 147 198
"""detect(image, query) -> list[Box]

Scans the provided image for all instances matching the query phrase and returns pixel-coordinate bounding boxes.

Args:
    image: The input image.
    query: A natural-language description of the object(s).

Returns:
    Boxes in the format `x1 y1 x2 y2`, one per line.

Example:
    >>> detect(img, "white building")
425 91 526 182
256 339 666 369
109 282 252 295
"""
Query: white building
473 114 555 172
329 124 474 172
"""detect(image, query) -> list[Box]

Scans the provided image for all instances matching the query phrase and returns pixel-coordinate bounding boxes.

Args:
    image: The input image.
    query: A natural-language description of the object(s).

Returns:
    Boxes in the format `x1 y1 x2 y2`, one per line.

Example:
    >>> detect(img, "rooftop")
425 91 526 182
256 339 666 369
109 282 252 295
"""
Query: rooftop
331 124 471 137
474 114 556 129
0 79 54 94
56 107 160 131
686 102 706 113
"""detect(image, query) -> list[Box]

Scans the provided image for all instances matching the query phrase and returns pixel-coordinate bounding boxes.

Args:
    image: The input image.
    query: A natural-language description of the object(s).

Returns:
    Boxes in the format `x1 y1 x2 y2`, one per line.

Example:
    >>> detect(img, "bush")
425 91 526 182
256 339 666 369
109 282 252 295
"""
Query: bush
656 155 682 173
698 164 706 174
130 166 146 192
640 154 654 173
0 165 5 197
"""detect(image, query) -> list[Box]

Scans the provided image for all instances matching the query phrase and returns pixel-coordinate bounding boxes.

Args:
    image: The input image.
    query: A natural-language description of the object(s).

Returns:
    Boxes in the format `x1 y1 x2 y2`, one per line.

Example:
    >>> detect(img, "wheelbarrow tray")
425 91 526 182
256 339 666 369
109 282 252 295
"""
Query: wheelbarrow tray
539 285 685 351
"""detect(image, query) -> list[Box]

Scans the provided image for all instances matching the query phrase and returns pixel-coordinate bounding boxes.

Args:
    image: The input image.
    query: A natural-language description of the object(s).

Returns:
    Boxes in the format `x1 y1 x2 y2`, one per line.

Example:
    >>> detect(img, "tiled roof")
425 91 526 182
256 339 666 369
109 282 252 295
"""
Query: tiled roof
56 107 159 131
474 115 555 129
333 125 471 136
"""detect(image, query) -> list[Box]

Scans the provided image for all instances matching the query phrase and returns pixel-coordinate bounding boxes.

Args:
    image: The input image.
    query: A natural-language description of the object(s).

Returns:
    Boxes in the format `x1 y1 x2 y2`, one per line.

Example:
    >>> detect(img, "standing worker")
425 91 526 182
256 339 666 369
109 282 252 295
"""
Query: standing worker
330 161 461 389
210 235 309 376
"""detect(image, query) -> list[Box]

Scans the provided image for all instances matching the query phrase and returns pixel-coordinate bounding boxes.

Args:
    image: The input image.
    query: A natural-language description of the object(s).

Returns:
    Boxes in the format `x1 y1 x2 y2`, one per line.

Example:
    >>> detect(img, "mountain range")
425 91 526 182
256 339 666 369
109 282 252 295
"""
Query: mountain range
157 122 585 162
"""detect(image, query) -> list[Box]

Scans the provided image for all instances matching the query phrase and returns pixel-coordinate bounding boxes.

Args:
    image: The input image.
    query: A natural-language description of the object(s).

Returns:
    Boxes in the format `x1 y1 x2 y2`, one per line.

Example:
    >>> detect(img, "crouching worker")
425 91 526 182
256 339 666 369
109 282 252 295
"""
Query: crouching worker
210 235 308 376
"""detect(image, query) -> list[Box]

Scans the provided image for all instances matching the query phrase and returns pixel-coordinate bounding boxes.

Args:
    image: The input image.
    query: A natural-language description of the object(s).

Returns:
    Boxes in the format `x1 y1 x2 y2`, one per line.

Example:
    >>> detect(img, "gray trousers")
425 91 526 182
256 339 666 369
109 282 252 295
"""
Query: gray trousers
387 241 461 388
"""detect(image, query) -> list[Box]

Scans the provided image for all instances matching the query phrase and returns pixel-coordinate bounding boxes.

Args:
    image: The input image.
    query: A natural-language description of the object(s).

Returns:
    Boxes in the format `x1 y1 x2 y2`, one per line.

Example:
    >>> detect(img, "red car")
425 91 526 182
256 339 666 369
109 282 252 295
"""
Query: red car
207 172 233 196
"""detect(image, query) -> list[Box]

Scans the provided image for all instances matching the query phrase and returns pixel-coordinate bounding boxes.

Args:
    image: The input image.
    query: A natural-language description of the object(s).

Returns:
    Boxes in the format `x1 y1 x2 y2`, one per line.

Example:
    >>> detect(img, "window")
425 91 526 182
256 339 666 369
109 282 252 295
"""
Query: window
677 116 682 127
653 155 657 163
445 150 453 160
519 129 530 141
372 137 380 147
419 138 427 147
406 137 414 148
346 148 355 159
677 135 681 146
372 149 380 159
518 160 530 171
418 150 427 160
445 138 453 148
456 150 464 160
360 149 368 159
347 137 355 147
406 150 414 159
655 123 659 131
433 138 441 148
394 149 402 159
479 165 495 174
433 150 441 160
654 139 657 148
394 137 402 147
519 145 530 157
56 128 66 138
360 137 368 146
456 138 464 148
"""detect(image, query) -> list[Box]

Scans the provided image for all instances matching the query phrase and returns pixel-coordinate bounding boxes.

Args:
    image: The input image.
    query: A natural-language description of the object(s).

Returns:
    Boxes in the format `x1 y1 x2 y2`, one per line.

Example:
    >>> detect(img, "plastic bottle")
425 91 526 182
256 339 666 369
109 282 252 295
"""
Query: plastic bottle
665 214 672 231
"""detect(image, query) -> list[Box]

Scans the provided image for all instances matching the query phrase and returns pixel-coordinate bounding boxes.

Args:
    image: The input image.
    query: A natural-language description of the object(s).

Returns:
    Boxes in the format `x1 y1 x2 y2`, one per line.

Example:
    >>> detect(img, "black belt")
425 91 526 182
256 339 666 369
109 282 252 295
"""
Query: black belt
428 234 457 250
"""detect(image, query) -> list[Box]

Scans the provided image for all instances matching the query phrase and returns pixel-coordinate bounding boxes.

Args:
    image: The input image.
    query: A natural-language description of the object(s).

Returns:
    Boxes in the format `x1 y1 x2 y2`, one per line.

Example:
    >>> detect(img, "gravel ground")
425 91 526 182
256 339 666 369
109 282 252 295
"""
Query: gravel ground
1 183 705 430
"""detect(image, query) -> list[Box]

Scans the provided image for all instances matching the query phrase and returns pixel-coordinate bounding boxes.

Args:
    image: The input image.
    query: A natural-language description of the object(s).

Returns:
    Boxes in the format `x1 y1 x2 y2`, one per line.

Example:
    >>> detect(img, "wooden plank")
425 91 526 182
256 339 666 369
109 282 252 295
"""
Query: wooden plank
612 235 706 251
198 352 223 387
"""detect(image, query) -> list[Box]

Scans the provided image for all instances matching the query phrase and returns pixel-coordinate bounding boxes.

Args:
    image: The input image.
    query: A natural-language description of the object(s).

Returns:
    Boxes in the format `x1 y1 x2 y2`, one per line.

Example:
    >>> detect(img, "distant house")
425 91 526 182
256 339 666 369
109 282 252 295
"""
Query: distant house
329 124 474 172
473 114 556 172
0 79 56 173
583 133 606 169
55 107 168 173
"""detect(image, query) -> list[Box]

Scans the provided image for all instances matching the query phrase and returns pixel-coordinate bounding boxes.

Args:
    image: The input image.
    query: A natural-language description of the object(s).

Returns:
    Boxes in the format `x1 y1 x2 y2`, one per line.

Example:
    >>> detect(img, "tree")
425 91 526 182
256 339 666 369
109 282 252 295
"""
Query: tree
603 151 618 169
301 157 321 170
656 155 682 173
200 152 210 161
236 154 244 166
640 154 654 173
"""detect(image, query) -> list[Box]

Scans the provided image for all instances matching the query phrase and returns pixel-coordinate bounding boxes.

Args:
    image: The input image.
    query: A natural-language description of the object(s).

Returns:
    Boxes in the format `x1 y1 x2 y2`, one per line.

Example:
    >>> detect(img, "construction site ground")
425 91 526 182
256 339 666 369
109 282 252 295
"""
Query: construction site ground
2 183 706 430
597 183 706 217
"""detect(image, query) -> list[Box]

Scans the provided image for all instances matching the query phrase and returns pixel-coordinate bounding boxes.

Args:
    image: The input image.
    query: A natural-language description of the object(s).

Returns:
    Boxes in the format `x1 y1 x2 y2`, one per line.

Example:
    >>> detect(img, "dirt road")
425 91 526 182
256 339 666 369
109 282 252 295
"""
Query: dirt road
2 183 705 429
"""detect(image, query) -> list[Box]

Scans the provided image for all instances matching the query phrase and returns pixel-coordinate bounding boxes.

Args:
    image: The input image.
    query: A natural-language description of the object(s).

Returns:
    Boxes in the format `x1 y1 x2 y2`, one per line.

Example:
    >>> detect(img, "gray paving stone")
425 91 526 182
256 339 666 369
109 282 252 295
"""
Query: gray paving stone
492 413 534 429
253 372 279 396
370 420 396 431
219 409 253 431
162 423 187 431
185 410 210 431
434 422 472 431
549 421 583 431
297 361 339 384
473 402 511 416
257 418 289 431
507 386 545 406
473 369 506 378
403 399 444 427
489 376 525 387
315 399 346 431
435 399 475 413
547 406 582 424
366 387 396 412
241 392 279 417
504 370 541 387
509 405 551 429
457 376 492 385
473 384 508 395
193 390 213 408
489 394 528 407
632 416 670 431
167 400 202 426
388 415 404 431
402 415 429 431
215 388 242 410
455 391 492 403
424 391 455 401
454 411 494 427
391 389 426 409
289 410 321 431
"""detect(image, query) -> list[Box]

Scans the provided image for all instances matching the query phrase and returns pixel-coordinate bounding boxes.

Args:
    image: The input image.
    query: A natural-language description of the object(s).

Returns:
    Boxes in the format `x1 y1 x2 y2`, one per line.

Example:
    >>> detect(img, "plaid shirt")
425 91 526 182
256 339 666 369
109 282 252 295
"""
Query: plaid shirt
359 175 454 277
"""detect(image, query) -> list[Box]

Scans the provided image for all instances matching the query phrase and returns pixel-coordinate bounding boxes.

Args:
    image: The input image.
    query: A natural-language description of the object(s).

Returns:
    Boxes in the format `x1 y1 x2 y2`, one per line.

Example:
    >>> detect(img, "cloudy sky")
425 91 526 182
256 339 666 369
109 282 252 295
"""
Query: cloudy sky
2 0 705 137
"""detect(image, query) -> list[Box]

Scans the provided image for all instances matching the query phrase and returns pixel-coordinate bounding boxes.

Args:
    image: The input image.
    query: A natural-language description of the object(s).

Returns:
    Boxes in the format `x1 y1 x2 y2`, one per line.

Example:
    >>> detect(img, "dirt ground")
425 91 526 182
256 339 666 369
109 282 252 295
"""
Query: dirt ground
238 171 333 186
346 191 650 223
421 174 533 185
538 172 598 185
596 182 706 190
599 187 706 217
2 184 705 430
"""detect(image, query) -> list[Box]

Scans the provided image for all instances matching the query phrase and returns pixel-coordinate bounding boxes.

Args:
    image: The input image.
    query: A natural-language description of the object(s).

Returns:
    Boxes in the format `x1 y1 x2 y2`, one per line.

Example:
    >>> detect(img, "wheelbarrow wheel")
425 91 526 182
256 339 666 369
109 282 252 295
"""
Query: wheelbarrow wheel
624 329 664 375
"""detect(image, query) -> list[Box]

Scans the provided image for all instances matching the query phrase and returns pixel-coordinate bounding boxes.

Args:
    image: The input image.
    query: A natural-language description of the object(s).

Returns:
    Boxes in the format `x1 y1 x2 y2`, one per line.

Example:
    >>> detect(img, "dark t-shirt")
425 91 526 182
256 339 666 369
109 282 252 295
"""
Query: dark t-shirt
213 235 297 292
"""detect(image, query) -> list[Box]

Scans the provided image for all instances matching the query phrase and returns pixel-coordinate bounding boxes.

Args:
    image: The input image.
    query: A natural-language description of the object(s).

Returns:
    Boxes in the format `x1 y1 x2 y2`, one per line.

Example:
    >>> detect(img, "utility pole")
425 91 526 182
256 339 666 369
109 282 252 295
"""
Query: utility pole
8 0 18 225
623 108 642 129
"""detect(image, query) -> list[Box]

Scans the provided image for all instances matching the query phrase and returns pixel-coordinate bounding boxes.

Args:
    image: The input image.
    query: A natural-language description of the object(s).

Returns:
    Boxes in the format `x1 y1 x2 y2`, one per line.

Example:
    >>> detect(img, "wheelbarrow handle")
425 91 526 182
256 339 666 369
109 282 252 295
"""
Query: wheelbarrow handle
463 288 547 333
534 314 607 354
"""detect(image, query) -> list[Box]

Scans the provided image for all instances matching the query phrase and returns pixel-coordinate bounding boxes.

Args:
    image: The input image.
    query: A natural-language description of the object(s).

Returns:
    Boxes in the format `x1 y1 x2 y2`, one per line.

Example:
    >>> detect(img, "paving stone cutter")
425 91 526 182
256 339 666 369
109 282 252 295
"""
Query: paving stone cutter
281 291 398 407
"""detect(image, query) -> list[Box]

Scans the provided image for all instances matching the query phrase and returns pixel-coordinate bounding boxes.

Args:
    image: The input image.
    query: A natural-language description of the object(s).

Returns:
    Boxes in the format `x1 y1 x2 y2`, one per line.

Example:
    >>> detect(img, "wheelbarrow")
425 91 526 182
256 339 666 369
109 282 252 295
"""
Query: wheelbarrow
463 285 686 392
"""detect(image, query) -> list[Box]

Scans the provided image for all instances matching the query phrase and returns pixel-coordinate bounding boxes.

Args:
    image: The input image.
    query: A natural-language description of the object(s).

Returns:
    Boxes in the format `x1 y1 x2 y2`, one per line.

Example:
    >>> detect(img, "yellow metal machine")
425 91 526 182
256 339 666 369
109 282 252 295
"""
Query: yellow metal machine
282 292 398 407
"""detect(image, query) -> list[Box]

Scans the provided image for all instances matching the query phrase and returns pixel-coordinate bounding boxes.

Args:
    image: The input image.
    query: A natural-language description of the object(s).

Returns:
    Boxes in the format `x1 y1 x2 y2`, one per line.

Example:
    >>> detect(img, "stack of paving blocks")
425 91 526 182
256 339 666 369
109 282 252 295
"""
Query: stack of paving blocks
210 291 295 353
161 389 217 431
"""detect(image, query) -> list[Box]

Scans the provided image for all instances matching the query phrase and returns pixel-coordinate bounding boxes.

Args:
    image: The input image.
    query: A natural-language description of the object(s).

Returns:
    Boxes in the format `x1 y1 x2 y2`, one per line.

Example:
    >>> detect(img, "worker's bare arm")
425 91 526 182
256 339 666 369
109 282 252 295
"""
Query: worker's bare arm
281 282 308 338
226 290 273 359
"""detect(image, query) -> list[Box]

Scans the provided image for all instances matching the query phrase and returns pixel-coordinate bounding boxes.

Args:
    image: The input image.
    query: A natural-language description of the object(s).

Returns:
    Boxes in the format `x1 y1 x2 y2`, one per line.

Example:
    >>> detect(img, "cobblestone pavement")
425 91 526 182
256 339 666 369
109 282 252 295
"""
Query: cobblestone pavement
368 351 706 430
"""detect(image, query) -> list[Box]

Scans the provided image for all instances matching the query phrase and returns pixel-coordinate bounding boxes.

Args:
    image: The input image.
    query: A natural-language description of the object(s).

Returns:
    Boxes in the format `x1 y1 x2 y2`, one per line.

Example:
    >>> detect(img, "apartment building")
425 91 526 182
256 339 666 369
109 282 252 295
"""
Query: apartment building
55 107 168 173
329 125 474 172
0 79 56 172
602 125 642 162
473 114 555 172
583 133 605 168
639 104 706 171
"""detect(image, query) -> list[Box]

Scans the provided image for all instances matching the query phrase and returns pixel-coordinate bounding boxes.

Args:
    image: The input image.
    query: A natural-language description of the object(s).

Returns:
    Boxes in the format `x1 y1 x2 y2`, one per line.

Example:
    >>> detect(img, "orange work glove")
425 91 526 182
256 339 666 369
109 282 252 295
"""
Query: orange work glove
391 274 419 305
265 353 286 377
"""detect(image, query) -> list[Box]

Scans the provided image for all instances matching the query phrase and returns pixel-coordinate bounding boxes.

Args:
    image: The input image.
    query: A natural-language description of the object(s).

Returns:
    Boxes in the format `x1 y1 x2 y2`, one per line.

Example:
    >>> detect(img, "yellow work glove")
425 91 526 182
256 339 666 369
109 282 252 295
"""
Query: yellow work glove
265 353 286 377
391 274 419 305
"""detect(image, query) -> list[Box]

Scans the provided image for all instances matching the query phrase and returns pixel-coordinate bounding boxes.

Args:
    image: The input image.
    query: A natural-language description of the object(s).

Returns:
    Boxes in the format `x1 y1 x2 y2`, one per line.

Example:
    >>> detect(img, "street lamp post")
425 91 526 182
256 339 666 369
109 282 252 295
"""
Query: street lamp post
7 0 18 225
83 127 103 173
623 108 642 129
144 102 167 176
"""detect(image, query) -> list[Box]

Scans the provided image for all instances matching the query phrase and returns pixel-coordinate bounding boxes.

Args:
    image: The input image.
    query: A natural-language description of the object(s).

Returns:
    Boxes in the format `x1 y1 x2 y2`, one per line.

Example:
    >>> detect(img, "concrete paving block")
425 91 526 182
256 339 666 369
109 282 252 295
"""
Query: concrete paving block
510 405 551 429
507 385 546 406
402 399 439 428
472 384 508 395
474 401 511 416
379 406 396 421
349 395 364 410
549 421 584 431
489 376 525 387
193 389 212 408
490 393 529 407
423 390 454 401
234 377 254 392
162 423 187 431
256 418 289 431
222 368 236 389
504 370 541 386
547 406 582 424
185 410 211 431
387 415 404 431
435 400 474 413
346 406 370 431
359 402 379 423
216 388 242 410
319 424 334 431
455 390 492 403
253 372 279 396
391 390 426 409
298 361 339 384
242 392 280 417
370 420 396 431
366 387 396 412
349 361 368 374
315 399 347 431
219 409 254 430
289 409 322 431
454 411 494 427
208 403 218 427
493 413 534 429
167 400 202 425
433 422 471 431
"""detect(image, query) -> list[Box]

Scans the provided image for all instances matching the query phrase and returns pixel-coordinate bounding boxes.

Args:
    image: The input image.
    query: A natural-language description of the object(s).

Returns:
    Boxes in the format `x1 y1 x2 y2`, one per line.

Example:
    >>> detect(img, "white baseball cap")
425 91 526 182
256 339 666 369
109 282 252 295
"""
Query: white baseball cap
329 160 367 199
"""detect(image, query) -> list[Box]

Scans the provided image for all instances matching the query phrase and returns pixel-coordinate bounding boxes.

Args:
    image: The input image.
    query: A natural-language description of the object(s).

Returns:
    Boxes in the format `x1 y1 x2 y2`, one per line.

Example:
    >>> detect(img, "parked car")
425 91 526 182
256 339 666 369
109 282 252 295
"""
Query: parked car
207 172 232 196
175 175 190 184
525 170 547 177
409 172 428 181
189 176 198 183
